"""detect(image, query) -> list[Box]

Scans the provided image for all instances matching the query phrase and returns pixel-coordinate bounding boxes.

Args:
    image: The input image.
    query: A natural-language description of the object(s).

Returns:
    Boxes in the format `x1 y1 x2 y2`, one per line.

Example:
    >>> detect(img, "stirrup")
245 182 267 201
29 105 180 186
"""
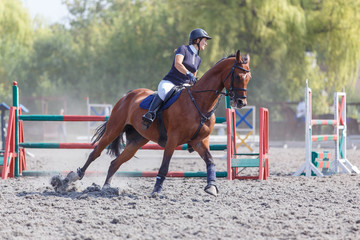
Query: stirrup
142 112 155 129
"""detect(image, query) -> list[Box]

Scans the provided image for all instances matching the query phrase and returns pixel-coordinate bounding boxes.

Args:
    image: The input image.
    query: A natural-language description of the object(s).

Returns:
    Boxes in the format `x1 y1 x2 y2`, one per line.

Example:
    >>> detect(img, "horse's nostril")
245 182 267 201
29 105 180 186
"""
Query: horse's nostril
237 99 243 105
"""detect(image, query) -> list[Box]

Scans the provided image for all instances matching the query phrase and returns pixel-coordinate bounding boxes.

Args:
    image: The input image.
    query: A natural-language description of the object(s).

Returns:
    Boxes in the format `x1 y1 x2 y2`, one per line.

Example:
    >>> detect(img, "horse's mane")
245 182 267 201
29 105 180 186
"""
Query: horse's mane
214 52 248 66
215 54 235 66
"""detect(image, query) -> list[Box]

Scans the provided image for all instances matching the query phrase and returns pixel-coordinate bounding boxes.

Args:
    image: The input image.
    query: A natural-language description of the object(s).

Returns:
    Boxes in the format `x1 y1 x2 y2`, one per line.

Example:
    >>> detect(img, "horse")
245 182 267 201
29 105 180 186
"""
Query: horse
53 50 251 197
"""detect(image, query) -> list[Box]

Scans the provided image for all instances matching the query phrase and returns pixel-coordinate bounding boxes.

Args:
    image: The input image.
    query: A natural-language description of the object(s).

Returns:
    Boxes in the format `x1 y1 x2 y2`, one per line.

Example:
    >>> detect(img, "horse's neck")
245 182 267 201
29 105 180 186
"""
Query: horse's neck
190 59 232 112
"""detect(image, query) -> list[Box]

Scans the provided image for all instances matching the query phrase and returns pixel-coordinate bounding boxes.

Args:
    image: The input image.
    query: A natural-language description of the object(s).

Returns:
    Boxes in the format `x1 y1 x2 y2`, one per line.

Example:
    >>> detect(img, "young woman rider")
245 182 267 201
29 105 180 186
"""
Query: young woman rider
142 28 212 129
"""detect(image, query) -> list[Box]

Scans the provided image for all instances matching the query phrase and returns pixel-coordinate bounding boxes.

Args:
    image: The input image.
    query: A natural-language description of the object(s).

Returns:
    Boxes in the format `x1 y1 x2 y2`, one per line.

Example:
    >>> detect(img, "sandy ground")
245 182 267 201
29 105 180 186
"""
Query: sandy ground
1 145 360 240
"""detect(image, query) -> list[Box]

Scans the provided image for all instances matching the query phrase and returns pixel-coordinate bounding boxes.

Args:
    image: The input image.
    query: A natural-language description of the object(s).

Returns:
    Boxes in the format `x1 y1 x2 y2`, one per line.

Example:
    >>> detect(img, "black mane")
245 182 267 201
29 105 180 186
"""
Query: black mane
215 52 249 66
215 54 236 65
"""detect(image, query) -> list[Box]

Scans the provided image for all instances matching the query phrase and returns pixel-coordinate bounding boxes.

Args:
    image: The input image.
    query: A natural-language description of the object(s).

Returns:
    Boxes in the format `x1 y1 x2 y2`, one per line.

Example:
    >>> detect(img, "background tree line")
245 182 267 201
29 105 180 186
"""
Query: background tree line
1 0 360 117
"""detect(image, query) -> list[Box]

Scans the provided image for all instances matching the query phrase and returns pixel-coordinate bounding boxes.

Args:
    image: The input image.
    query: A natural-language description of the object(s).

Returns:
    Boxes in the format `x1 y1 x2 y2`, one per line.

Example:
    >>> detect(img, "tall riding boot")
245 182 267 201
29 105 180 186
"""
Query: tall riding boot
142 94 163 129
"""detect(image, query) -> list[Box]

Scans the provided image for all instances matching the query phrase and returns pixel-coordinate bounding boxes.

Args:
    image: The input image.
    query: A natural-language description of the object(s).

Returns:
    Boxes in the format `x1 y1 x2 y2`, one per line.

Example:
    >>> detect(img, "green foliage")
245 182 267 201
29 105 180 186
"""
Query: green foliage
0 0 33 103
20 25 77 96
0 0 359 115
304 0 360 90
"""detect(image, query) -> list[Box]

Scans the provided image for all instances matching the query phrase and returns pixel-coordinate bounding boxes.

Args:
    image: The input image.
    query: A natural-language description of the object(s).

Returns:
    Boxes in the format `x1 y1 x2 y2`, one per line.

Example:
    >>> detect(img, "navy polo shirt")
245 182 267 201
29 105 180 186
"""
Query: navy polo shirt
163 45 201 85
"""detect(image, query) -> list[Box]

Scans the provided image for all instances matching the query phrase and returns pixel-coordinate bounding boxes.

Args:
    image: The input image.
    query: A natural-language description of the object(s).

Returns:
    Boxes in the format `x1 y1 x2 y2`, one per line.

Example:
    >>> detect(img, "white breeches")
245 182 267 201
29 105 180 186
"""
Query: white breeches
157 80 175 101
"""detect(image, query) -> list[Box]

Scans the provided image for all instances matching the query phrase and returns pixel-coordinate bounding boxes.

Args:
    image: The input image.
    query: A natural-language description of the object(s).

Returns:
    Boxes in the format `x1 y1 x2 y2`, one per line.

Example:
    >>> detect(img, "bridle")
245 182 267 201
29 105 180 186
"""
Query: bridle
223 60 250 102
192 59 251 102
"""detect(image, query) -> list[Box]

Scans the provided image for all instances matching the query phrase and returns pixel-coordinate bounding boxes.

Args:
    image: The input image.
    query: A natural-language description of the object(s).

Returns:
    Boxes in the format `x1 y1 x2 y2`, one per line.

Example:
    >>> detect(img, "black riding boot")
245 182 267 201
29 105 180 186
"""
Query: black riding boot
142 94 163 129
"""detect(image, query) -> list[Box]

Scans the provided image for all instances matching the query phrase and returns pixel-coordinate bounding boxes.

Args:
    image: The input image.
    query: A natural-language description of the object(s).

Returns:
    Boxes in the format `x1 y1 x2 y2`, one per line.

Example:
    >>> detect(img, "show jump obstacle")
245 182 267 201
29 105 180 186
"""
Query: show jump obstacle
294 81 359 177
227 107 269 180
1 82 269 180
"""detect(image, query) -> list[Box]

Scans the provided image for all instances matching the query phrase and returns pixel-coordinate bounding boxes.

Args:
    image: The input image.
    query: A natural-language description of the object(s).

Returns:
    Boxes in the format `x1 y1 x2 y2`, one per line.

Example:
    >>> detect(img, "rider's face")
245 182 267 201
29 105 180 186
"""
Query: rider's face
199 38 208 50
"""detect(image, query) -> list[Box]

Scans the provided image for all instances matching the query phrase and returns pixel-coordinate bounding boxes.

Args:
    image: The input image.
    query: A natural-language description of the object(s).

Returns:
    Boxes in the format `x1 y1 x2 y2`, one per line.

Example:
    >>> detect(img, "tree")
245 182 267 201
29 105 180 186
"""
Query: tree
0 0 33 103
304 0 360 90
9 0 360 116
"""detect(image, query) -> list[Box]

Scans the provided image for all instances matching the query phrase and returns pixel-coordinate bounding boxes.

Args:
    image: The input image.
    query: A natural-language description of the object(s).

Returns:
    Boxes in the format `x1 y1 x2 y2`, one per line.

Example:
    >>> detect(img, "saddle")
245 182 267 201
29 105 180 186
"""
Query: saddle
139 85 184 111
139 86 185 148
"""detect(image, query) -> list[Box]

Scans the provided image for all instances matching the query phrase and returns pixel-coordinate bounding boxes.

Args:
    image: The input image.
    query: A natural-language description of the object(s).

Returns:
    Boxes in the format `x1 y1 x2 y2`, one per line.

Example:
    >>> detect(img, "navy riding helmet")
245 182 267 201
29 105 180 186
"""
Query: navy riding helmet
188 28 212 45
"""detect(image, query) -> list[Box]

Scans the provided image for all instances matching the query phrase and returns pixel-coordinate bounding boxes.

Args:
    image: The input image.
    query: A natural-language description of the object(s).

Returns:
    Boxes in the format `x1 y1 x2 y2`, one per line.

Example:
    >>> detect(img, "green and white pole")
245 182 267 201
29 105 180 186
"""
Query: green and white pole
12 82 19 177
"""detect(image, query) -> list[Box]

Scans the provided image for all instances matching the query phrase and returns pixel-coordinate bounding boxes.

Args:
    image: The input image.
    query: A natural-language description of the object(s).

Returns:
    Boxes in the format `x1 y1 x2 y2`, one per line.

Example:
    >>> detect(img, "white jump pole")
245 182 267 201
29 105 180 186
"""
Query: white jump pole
294 80 323 176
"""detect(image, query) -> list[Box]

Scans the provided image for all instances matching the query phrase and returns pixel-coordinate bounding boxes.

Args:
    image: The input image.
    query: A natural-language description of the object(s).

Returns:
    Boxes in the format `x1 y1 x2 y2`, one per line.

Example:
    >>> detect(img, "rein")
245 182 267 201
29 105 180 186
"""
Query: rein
186 86 223 142
193 61 250 99
186 60 250 143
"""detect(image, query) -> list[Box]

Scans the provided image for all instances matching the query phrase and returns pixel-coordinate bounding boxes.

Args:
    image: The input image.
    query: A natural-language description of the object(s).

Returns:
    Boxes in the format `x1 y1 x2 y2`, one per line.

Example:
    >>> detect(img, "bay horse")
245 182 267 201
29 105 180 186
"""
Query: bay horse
55 50 251 196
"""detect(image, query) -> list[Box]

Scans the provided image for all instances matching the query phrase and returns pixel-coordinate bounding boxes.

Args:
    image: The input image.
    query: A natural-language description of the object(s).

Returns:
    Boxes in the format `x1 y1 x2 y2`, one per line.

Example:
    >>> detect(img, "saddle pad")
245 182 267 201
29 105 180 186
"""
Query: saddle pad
139 90 182 110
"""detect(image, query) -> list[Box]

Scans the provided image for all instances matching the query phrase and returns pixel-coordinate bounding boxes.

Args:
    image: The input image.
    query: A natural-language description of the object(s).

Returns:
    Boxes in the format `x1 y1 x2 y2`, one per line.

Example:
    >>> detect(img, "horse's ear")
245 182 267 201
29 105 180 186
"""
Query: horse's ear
239 53 250 65
244 53 250 64
236 50 242 63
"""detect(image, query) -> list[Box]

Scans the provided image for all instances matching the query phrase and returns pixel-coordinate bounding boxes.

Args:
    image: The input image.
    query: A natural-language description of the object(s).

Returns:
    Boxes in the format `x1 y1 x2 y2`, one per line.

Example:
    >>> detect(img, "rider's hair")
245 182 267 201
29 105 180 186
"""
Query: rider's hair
191 38 201 45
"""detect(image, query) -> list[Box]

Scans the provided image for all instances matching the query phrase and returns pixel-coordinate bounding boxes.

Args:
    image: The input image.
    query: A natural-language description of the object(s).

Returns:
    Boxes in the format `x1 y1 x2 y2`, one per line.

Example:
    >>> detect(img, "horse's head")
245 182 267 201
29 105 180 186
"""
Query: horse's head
224 50 251 108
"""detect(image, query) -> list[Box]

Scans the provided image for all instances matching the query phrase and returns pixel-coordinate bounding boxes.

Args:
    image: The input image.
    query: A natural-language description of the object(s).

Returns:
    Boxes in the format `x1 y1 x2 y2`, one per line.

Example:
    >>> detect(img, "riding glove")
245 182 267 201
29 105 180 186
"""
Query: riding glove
186 71 197 85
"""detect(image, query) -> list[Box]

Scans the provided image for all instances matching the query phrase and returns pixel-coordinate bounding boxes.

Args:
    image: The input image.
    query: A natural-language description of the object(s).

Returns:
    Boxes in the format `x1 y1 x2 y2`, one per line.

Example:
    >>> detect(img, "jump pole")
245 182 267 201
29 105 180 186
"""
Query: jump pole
19 142 227 151
293 80 359 177
22 170 228 178
18 114 228 151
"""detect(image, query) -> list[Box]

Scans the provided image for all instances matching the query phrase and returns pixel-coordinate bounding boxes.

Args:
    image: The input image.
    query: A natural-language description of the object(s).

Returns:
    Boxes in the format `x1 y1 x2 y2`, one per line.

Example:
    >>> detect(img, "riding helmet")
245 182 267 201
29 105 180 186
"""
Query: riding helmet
188 28 212 45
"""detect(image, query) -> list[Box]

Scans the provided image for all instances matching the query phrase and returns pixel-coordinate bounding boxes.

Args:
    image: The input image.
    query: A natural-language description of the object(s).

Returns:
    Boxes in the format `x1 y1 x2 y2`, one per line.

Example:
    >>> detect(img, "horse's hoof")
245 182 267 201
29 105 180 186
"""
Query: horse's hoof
151 185 162 197
66 171 80 183
76 168 85 180
102 183 111 190
204 184 218 197
151 191 161 198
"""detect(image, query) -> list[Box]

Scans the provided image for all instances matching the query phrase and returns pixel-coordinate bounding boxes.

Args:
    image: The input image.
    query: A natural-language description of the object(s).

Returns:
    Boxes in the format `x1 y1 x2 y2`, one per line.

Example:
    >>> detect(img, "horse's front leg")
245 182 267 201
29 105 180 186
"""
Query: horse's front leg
192 138 218 196
152 145 176 196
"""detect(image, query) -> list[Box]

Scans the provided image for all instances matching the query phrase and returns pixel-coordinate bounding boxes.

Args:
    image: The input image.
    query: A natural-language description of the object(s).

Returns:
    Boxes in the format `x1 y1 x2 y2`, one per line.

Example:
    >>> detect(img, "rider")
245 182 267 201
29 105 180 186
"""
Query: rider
142 28 212 129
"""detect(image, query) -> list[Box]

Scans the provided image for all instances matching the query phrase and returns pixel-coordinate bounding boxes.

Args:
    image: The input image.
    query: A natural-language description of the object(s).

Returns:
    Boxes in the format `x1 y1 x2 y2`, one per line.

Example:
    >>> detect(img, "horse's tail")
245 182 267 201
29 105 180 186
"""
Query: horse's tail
91 122 125 157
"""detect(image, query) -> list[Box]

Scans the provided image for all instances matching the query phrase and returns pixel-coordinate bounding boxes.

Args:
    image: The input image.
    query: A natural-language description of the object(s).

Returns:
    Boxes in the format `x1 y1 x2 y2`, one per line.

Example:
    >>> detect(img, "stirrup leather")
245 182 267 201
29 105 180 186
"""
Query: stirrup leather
142 94 163 129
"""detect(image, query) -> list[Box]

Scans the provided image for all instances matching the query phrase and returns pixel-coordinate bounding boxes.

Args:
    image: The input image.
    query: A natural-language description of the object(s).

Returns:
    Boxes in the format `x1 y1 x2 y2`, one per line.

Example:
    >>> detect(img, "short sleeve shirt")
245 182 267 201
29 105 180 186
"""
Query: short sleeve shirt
163 45 201 85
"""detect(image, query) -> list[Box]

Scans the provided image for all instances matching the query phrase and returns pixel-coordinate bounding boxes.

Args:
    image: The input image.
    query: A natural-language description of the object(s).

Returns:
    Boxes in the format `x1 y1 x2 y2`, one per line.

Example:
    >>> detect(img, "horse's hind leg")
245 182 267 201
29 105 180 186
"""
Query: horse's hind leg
63 139 114 185
103 137 149 188
103 143 146 188
192 138 218 196
151 141 177 195
64 121 125 184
